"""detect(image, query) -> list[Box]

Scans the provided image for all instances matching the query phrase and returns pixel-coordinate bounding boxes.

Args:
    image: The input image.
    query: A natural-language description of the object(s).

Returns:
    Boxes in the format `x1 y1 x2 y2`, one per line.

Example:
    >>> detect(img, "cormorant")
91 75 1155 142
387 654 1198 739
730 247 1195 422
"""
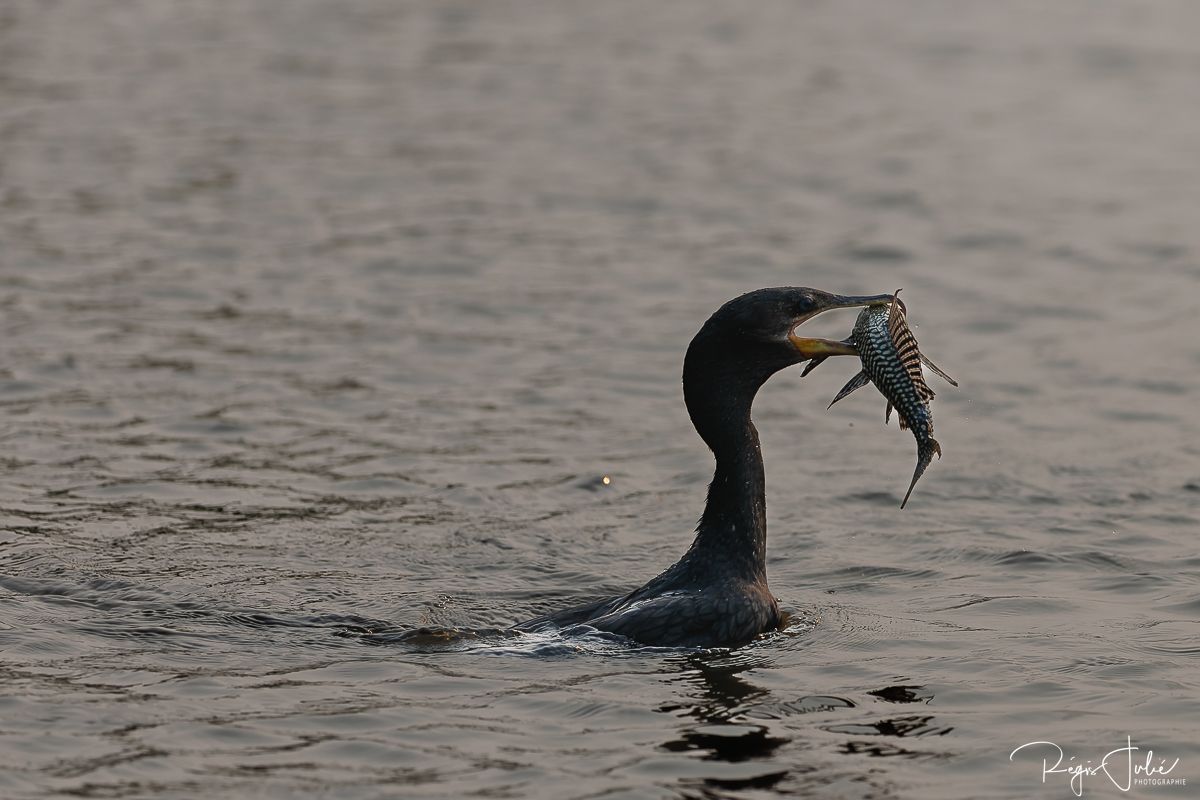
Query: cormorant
514 288 891 648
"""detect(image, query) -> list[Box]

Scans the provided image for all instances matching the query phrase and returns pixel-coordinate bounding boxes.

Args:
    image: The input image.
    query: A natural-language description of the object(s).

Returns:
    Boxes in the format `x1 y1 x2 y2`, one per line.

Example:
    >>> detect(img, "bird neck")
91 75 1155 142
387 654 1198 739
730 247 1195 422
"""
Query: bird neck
681 327 780 583
693 415 768 579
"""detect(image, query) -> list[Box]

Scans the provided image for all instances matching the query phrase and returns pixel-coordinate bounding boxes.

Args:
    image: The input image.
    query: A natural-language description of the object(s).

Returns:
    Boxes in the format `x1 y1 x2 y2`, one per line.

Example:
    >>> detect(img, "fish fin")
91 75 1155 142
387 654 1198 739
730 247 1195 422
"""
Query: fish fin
887 292 934 397
800 356 827 377
886 401 894 425
900 436 941 509
920 354 958 387
828 371 870 409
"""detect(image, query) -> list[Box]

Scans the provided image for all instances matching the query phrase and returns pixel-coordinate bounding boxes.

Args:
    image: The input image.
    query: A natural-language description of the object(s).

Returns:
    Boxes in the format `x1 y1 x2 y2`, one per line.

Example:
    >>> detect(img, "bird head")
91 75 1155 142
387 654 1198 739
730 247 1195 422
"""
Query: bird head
685 287 891 397
699 287 891 364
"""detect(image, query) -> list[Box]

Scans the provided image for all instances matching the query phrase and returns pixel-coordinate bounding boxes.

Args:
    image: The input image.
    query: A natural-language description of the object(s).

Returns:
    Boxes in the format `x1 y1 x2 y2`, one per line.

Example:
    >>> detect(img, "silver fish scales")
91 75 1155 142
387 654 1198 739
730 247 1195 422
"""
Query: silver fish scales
808 291 957 508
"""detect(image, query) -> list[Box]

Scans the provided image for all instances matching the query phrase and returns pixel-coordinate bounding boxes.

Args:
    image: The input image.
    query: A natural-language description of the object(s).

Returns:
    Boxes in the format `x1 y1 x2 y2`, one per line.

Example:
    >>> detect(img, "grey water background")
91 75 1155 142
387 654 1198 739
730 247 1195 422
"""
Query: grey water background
1 1 1198 798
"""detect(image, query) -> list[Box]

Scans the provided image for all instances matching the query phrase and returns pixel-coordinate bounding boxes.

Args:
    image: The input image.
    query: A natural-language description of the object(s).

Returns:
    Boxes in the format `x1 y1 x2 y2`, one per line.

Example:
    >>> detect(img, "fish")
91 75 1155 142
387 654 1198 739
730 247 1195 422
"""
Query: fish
803 290 957 508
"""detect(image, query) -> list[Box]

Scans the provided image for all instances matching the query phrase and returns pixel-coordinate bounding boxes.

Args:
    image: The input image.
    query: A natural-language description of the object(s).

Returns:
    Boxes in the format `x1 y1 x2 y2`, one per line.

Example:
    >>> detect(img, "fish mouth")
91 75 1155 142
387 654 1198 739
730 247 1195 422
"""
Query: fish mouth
787 292 892 360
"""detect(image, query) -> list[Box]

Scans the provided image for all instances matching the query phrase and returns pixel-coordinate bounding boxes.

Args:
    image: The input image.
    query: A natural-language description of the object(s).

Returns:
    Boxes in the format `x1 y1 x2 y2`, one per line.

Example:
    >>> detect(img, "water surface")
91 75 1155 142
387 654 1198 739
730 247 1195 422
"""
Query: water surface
2 2 1199 798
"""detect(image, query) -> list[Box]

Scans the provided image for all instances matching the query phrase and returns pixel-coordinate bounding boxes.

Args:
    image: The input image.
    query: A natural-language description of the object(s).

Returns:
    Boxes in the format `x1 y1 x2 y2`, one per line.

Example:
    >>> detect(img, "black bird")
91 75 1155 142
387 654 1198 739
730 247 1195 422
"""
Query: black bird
513 288 892 648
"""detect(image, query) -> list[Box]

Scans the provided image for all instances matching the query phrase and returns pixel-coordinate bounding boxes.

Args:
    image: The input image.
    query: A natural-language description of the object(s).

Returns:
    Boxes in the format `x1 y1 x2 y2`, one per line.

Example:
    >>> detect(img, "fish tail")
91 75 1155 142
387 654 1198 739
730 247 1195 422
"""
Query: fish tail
900 436 941 509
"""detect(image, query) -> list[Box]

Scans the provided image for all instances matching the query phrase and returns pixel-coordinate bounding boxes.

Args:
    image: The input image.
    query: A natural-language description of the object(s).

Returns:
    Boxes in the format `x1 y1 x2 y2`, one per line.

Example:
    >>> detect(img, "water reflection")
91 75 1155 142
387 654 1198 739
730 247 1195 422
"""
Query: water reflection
832 684 951 760
658 654 791 798
867 684 933 704
659 653 772 724
824 714 953 739
660 659 951 793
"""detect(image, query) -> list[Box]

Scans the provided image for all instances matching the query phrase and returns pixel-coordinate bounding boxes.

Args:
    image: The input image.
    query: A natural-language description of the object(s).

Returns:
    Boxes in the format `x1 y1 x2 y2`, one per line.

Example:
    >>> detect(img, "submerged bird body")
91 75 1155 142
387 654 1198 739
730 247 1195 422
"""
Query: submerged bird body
513 287 893 648
515 572 782 649
827 293 956 508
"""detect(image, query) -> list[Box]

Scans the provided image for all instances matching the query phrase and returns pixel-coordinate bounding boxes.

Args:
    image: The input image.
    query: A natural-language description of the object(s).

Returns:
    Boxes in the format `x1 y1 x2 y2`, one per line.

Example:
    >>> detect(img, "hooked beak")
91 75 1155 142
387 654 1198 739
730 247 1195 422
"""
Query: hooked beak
787 292 892 360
